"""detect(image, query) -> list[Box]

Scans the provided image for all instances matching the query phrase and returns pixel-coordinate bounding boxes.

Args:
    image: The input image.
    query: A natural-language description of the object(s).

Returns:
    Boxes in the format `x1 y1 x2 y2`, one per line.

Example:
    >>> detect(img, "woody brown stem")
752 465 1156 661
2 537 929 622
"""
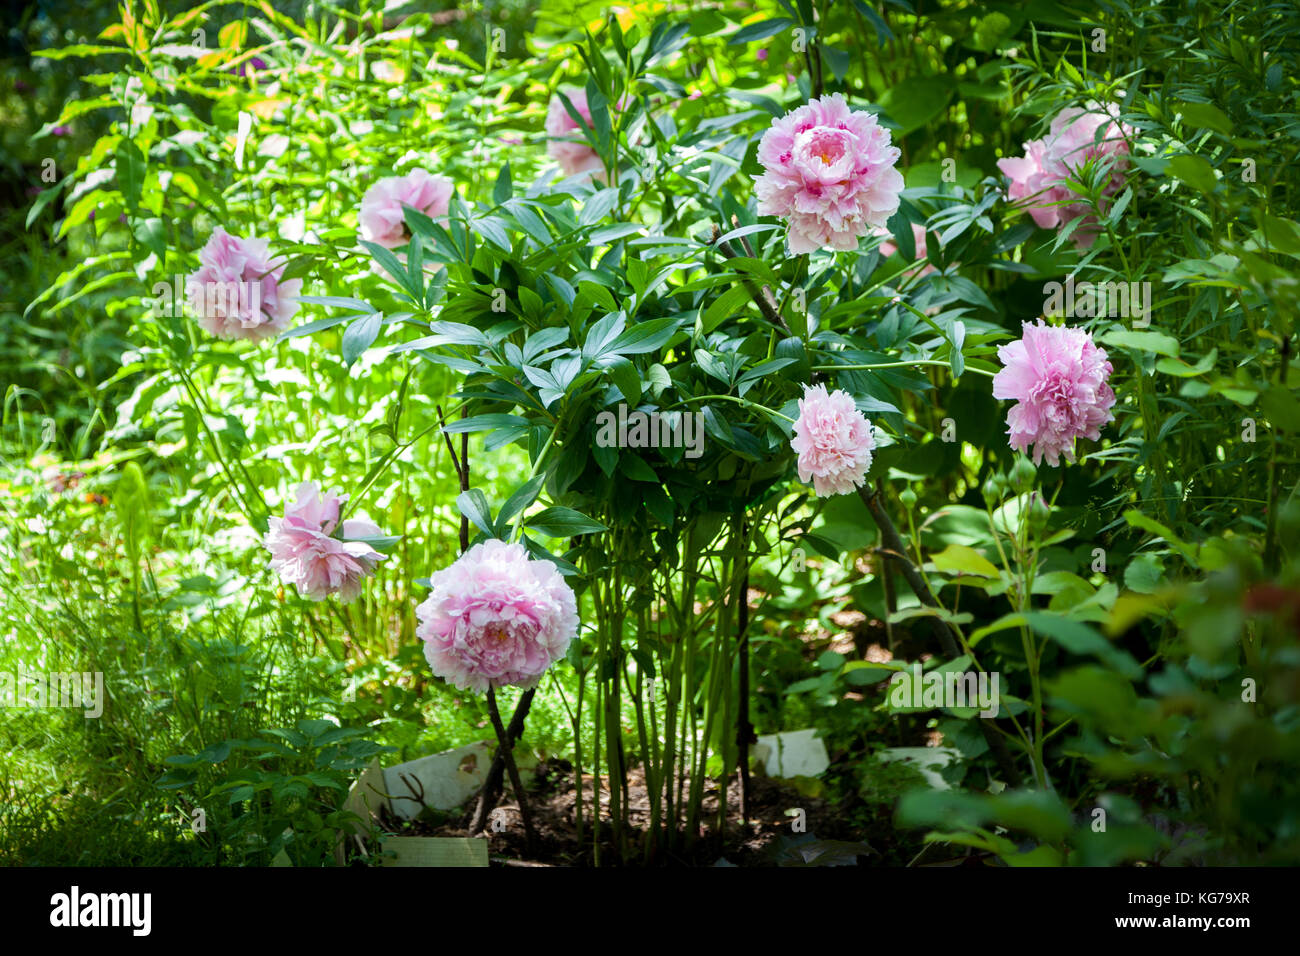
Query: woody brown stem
469 688 536 834
856 485 1024 788
486 686 538 853
711 225 792 336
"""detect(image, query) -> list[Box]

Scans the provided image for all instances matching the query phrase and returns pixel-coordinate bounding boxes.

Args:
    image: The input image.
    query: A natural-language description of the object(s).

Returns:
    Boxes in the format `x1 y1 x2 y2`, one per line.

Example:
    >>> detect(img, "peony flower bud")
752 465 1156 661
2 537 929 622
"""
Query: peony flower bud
1010 456 1038 492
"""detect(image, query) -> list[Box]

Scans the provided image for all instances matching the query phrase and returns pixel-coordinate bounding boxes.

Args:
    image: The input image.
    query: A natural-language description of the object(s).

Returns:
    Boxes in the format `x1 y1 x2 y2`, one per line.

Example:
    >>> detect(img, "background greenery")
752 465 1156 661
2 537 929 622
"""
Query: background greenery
2 0 1297 865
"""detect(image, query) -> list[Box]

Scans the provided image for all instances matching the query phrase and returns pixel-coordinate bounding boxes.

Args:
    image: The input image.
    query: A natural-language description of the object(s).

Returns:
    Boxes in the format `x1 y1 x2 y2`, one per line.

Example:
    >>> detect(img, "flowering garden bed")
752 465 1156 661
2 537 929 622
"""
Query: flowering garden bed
2 0 1298 874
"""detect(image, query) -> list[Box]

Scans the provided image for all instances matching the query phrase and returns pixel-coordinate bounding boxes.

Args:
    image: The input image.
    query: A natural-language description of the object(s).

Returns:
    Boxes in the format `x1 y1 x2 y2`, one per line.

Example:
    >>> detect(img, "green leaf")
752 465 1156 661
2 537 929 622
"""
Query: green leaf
456 489 496 536
618 455 658 482
341 311 383 366
1260 215 1300 256
737 357 796 387
25 183 64 229
714 223 780 247
1099 329 1180 358
279 254 318 283
493 162 513 205
1020 611 1143 680
607 357 642 406
441 413 530 434
299 294 375 313
885 210 915 260
1260 384 1300 431
115 139 145 214
115 461 152 561
702 285 753 333
342 533 402 554
1123 553 1164 594
525 506 607 538
132 217 166 258
422 320 490 348
694 348 732 385
524 326 571 361
949 319 966 379
1168 154 1218 195
878 77 952 135
584 311 627 356
1156 348 1217 377
472 215 512 251
1175 100 1232 135
1123 509 1199 566
497 474 547 528
505 200 551 244
361 239 423 301
801 533 841 561
604 317 680 356
579 188 620 225
930 543 1000 578
728 17 794 45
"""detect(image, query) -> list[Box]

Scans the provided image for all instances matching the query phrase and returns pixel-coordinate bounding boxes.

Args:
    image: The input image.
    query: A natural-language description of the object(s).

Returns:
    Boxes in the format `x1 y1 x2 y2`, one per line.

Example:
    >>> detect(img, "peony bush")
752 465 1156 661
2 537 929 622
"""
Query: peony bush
10 0 1300 870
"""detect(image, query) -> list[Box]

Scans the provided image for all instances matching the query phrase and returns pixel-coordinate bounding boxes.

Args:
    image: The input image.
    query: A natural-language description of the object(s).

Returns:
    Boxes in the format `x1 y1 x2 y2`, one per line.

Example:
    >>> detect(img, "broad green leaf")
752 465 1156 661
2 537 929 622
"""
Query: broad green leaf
497 474 546 528
341 311 382 366
728 18 794 45
607 356 642 406
1099 329 1180 358
1020 611 1143 680
1260 384 1300 431
456 489 496 537
525 506 607 538
1168 154 1217 195
930 543 1000 578
878 77 952 135
493 162 513 205
441 413 529 434
604 317 680 356
1175 100 1232 135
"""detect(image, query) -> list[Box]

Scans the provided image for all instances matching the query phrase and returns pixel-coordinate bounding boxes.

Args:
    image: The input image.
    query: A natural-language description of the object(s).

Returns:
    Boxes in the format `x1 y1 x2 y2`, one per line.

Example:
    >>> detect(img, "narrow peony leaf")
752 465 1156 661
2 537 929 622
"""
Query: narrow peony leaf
455 489 496 537
341 311 382 366
525 506 607 537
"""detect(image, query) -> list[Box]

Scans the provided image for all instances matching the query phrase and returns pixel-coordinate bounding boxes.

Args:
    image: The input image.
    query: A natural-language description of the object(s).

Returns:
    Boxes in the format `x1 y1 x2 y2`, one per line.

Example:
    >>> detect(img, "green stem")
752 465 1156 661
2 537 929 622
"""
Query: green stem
813 360 994 378
510 427 558 543
668 393 795 423
174 365 264 525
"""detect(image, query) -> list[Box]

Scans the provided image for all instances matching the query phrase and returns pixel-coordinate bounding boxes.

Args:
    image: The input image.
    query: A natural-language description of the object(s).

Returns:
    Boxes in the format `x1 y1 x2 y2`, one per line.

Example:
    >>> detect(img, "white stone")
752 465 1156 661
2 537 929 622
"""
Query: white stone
383 740 493 821
753 729 831 778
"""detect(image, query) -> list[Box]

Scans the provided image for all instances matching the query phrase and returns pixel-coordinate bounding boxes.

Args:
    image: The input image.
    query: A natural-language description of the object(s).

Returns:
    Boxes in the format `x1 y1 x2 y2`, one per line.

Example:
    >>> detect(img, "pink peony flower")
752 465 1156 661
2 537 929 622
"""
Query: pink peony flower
754 93 905 254
545 88 614 180
992 319 1116 466
358 168 454 249
416 539 579 692
263 481 386 602
186 228 301 340
791 384 877 496
874 221 938 277
997 102 1136 249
